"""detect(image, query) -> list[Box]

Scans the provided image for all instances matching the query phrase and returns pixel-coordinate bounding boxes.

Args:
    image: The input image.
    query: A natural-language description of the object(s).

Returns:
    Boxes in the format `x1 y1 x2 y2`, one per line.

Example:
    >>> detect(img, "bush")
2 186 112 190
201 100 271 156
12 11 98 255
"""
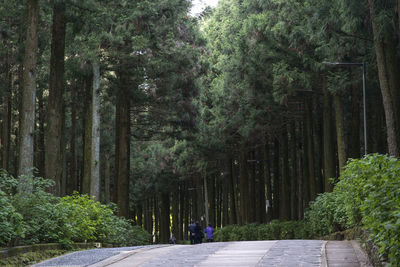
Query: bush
336 154 400 266
305 191 347 237
214 221 309 242
0 172 151 247
305 154 400 266
60 193 151 246
4 175 68 245
0 190 24 247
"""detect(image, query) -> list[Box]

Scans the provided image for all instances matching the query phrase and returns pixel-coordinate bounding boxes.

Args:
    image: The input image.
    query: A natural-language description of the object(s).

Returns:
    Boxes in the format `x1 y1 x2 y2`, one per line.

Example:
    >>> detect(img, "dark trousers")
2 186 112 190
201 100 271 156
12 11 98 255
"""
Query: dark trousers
190 233 195 244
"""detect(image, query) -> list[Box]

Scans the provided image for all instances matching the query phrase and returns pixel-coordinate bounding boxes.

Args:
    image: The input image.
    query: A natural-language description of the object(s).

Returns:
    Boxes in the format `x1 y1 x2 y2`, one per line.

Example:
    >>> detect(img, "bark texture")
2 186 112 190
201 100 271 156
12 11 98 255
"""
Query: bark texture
45 3 66 195
18 0 39 177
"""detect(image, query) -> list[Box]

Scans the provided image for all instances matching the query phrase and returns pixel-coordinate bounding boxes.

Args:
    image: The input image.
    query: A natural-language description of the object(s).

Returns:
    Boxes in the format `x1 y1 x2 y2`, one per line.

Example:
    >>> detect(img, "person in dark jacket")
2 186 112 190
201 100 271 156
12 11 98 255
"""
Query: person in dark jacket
188 221 196 245
194 221 203 244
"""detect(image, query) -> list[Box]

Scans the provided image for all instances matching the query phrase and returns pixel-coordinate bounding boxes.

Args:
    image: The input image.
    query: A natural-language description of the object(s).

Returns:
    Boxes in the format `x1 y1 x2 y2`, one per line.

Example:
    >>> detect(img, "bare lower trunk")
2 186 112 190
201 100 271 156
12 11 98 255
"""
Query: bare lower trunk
104 153 111 204
45 2 66 195
239 149 249 224
82 62 101 201
264 140 272 222
69 82 78 194
289 122 297 220
368 0 400 156
304 97 315 201
334 94 346 174
18 0 39 178
323 85 335 191
272 138 280 220
280 132 290 221
228 157 238 225
1 47 12 171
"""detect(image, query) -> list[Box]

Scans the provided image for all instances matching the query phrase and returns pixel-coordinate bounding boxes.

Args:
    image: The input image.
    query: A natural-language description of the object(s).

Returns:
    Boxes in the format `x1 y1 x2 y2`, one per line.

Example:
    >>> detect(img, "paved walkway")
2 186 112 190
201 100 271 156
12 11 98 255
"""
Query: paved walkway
34 240 372 267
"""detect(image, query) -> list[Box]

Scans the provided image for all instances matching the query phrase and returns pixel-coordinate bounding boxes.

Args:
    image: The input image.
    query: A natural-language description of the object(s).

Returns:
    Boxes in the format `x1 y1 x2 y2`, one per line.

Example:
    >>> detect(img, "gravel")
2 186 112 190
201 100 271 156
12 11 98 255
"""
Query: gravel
33 245 159 267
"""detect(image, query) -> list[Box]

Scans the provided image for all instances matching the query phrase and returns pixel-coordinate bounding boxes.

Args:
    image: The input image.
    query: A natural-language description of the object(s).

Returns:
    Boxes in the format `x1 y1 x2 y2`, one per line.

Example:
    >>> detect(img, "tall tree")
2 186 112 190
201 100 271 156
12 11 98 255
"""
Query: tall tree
18 0 39 177
82 62 101 201
45 2 66 195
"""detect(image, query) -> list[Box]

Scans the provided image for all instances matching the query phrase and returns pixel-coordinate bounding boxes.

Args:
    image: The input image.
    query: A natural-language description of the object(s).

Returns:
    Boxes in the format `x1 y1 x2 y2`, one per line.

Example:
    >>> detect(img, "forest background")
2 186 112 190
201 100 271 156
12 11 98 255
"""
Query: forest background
1 0 400 248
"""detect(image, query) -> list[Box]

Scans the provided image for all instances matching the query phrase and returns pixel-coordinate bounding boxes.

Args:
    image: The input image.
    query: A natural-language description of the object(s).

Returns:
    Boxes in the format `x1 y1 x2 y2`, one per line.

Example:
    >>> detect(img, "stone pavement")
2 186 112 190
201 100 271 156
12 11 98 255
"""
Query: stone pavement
85 240 372 267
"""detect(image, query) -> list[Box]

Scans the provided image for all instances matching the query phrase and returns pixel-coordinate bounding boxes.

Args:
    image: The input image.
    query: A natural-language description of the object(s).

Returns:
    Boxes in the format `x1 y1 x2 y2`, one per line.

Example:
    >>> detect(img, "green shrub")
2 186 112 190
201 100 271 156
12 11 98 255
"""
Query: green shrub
305 191 347 237
336 154 400 266
60 193 111 242
214 225 240 241
214 221 309 242
0 189 24 247
11 177 68 245
0 172 151 247
306 154 400 266
60 194 151 246
237 223 259 241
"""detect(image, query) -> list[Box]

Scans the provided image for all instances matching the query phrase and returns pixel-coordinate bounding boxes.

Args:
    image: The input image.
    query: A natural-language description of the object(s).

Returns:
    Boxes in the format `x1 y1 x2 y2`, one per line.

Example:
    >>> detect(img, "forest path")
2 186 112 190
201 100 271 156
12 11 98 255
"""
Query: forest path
34 240 371 267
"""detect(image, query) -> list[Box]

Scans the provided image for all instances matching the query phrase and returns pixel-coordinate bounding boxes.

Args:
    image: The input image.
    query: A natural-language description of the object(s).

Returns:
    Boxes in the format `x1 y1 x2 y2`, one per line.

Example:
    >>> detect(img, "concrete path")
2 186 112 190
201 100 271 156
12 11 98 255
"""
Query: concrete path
34 240 372 267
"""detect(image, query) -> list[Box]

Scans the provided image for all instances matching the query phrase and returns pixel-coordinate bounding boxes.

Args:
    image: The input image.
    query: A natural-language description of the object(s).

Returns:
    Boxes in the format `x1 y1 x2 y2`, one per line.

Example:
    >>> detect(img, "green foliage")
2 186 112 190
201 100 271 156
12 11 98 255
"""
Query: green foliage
214 221 310 242
0 190 24 247
305 154 400 266
336 154 400 265
305 191 347 237
11 177 68 245
0 173 151 247
60 194 151 246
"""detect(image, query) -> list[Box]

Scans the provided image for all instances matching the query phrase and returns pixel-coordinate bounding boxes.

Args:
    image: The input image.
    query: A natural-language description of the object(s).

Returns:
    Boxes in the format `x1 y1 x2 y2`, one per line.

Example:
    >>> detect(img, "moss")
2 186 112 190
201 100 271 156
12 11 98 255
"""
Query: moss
0 249 69 267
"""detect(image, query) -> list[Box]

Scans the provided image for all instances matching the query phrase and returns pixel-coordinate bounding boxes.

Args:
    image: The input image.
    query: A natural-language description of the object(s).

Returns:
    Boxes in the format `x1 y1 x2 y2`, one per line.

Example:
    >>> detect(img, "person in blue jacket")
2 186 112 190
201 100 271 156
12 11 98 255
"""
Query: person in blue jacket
204 224 214 242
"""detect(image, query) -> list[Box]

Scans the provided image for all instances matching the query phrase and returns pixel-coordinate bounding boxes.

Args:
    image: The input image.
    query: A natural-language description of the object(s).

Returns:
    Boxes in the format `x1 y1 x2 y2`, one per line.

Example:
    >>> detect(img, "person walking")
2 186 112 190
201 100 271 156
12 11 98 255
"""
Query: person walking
194 221 203 244
204 224 214 242
188 221 196 245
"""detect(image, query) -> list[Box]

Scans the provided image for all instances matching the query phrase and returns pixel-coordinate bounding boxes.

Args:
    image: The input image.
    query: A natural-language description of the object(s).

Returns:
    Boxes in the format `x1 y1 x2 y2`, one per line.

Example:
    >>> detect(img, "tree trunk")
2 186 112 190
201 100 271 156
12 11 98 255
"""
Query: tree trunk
301 119 310 209
104 153 111 204
45 2 66 195
208 174 216 227
160 192 170 244
249 151 257 223
334 93 346 174
272 138 280 220
2 47 12 171
257 147 266 223
172 189 179 239
289 122 297 220
114 72 130 217
35 88 45 177
280 132 290 221
82 62 101 201
222 158 229 226
239 149 249 224
136 203 143 226
154 195 159 243
350 80 361 159
368 0 400 156
323 84 336 192
69 82 78 194
297 146 304 220
263 140 272 222
179 183 185 240
18 0 39 178
228 157 238 225
304 97 316 201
